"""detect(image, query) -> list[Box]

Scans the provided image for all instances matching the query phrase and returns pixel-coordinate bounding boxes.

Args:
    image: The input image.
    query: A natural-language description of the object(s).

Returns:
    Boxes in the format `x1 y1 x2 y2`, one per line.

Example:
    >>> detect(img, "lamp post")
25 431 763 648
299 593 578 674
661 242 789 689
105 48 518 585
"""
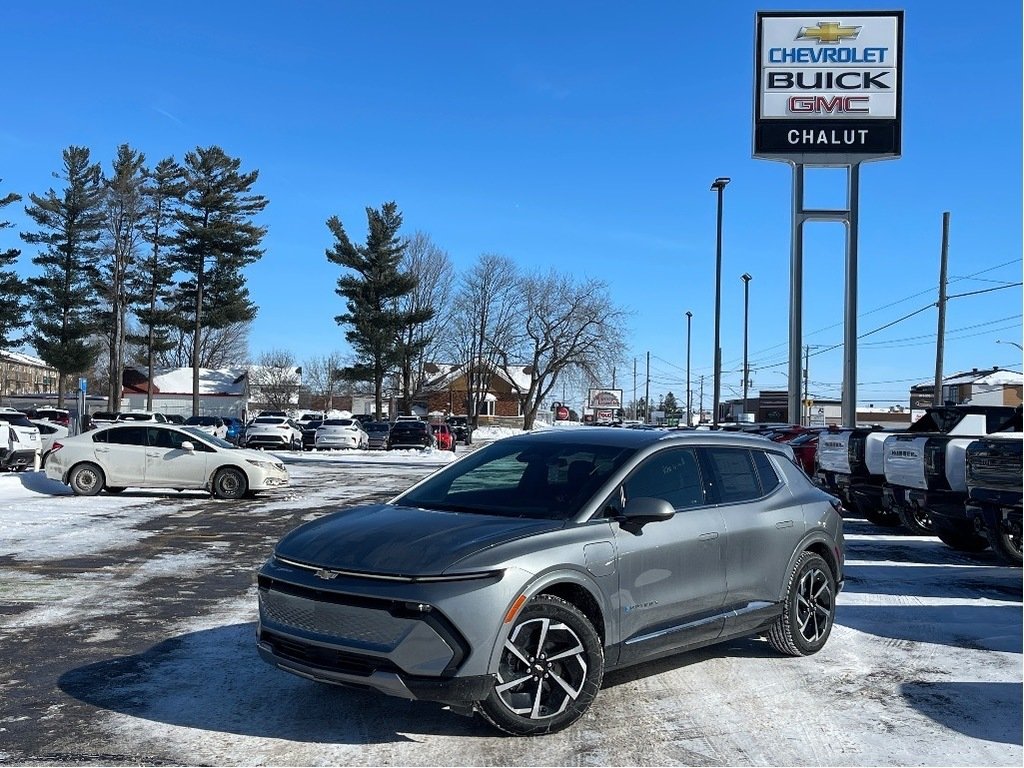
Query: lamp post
685 310 693 427
996 339 1023 351
710 176 730 427
741 273 752 419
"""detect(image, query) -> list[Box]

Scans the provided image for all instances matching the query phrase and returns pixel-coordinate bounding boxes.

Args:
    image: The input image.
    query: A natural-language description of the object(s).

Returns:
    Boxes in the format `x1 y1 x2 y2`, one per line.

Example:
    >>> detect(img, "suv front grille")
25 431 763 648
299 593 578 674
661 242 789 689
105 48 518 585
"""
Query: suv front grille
261 629 402 678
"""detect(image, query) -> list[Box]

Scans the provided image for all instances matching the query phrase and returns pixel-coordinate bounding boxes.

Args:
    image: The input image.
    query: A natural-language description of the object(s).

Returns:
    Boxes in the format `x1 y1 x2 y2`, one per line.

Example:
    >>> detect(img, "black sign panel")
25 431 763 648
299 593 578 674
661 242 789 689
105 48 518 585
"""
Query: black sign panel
756 119 899 155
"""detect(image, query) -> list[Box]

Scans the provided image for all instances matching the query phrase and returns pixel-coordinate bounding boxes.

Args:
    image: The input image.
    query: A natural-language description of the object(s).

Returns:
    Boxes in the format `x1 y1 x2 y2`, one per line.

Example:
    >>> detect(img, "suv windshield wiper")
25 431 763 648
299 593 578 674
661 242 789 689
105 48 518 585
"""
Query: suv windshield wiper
406 501 490 515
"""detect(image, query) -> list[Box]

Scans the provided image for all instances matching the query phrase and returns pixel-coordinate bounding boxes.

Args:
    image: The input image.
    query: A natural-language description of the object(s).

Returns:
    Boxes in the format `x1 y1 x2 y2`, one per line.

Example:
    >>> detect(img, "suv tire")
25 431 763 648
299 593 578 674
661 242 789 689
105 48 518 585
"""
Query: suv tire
478 595 603 736
767 551 835 656
986 520 1022 567
933 520 989 553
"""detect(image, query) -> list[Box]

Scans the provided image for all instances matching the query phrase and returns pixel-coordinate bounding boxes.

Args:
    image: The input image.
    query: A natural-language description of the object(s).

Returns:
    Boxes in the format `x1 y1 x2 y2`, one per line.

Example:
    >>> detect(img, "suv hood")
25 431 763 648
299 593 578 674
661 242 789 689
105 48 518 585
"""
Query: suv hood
274 503 562 576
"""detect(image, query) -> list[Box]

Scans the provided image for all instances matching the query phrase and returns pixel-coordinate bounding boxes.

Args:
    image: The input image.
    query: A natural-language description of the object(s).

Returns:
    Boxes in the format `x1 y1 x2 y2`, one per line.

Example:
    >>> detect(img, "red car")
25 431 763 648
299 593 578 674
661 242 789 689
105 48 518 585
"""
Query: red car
432 423 457 452
787 429 827 475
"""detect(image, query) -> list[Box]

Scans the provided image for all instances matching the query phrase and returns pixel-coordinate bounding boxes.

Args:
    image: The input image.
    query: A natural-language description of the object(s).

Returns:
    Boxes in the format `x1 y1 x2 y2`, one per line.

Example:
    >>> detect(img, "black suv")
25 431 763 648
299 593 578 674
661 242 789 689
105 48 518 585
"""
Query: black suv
387 420 434 450
447 415 470 445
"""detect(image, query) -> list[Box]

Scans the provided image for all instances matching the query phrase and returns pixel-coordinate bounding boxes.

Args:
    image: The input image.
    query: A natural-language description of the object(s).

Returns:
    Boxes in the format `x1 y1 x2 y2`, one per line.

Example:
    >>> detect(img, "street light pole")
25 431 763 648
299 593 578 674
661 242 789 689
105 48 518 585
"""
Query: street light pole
741 273 752 419
685 310 692 427
710 176 730 427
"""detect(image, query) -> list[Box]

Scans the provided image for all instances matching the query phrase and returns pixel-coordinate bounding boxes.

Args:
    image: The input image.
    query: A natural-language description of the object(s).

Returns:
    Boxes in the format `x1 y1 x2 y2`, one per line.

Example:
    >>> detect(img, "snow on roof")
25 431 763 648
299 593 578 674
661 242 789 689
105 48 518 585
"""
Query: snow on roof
915 368 1024 388
422 361 533 392
127 366 248 396
0 349 53 369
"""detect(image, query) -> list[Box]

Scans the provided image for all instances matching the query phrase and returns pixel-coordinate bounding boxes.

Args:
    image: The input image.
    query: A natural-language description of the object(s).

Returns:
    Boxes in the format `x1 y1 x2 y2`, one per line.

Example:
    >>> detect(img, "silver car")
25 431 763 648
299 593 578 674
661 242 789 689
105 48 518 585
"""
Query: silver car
256 429 844 735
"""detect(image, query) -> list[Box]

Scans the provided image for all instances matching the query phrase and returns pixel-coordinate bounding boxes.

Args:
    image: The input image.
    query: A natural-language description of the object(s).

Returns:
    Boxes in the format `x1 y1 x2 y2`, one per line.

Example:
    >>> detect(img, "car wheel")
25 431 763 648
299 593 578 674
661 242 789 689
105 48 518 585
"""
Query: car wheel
864 508 901 527
986 519 1023 567
212 466 248 500
898 504 934 535
103 486 126 494
68 463 105 497
933 519 990 553
478 595 604 736
766 551 836 656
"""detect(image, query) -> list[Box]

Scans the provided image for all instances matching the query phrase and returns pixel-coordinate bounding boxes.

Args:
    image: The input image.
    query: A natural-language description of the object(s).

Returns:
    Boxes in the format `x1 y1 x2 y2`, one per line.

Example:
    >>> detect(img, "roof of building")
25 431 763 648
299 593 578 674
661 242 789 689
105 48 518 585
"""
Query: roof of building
123 366 248 396
912 367 1023 389
421 361 533 393
0 349 53 369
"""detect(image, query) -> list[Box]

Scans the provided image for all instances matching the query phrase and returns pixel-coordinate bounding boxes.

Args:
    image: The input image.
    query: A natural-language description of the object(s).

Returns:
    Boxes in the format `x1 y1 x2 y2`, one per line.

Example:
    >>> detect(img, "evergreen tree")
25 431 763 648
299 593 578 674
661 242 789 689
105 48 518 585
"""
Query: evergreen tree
99 144 147 407
663 391 679 416
129 156 184 410
21 146 105 407
171 146 267 415
0 181 27 351
326 201 416 419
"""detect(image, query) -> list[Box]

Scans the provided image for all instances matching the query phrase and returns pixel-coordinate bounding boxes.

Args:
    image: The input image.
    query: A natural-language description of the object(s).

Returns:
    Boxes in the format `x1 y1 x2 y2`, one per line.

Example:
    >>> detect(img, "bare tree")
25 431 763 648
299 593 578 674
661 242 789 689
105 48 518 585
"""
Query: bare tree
155 322 251 370
395 232 454 410
496 271 629 430
249 348 301 411
303 352 348 410
447 253 519 427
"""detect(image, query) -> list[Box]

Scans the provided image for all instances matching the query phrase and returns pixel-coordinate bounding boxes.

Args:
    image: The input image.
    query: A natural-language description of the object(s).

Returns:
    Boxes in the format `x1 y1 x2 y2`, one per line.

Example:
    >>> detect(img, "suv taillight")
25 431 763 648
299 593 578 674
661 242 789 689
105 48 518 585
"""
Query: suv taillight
51 441 64 454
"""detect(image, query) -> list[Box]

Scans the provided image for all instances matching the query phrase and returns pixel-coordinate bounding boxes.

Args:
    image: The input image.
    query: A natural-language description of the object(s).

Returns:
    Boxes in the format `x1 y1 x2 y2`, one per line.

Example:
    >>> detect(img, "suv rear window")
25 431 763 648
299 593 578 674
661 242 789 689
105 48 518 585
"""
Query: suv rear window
701 448 761 504
0 413 33 428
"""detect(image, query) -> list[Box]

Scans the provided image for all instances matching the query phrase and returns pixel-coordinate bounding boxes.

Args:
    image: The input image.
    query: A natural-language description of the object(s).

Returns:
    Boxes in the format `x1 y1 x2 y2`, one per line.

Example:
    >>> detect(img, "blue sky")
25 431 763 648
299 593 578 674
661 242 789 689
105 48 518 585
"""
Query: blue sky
4 1 1021 408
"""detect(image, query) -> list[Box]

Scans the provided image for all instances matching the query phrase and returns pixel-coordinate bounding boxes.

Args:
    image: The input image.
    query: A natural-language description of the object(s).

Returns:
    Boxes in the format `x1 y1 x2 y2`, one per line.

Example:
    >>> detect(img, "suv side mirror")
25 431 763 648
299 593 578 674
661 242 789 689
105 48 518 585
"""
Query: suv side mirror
621 497 675 525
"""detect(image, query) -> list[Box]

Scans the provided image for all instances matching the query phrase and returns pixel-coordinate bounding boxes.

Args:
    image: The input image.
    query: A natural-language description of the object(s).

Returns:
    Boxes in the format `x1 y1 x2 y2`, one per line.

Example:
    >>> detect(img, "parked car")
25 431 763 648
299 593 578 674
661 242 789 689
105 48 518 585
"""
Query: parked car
31 419 70 462
387 420 435 450
165 414 187 425
787 429 822 476
352 414 375 425
45 423 288 499
446 415 470 444
362 421 391 450
880 405 1018 535
115 411 168 424
432 423 457 452
243 417 303 450
300 419 325 450
185 415 228 440
965 425 1023 566
256 428 844 735
89 411 120 427
29 407 71 428
258 410 288 418
298 412 325 423
315 419 369 450
222 417 244 444
0 408 41 471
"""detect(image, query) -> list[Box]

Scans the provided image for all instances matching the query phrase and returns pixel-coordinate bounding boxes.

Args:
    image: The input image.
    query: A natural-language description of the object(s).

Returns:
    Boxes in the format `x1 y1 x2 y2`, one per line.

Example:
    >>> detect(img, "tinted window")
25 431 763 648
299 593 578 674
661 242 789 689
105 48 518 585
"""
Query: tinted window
752 450 782 494
148 427 197 450
701 448 760 503
399 439 636 520
254 417 285 424
322 419 354 427
0 413 33 427
624 448 704 510
365 422 390 433
105 426 148 446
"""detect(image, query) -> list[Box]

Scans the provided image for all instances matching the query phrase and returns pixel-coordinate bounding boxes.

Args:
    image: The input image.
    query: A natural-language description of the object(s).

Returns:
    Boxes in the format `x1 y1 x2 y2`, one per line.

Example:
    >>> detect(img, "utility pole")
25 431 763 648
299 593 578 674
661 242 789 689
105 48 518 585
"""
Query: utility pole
741 273 752 419
644 351 651 424
612 365 616 389
685 310 692 427
698 375 705 425
803 344 810 427
632 358 637 420
933 212 950 406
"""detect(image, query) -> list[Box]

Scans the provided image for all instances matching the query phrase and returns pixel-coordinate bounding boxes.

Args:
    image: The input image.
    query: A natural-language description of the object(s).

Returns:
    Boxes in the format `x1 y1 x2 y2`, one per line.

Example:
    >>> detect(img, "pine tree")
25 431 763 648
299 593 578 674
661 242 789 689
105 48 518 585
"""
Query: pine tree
326 202 416 419
171 146 268 415
21 146 106 407
129 157 184 410
0 181 27 351
99 144 147 407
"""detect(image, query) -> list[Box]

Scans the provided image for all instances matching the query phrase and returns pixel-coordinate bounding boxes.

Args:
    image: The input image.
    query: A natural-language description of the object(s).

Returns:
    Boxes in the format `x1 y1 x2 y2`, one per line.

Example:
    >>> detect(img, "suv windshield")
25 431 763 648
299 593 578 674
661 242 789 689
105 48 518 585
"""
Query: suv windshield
396 438 636 520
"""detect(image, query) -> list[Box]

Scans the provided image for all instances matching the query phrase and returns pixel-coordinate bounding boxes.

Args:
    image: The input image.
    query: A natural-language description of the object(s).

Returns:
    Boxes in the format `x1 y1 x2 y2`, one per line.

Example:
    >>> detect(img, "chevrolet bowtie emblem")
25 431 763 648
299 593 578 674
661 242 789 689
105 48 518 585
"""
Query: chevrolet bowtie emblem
797 21 861 44
315 568 339 580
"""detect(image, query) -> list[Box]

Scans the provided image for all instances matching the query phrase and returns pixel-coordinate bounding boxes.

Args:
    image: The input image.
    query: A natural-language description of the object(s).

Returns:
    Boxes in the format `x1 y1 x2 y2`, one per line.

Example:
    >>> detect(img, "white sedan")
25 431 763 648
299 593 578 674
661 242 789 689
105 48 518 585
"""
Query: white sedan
314 419 369 450
44 424 289 499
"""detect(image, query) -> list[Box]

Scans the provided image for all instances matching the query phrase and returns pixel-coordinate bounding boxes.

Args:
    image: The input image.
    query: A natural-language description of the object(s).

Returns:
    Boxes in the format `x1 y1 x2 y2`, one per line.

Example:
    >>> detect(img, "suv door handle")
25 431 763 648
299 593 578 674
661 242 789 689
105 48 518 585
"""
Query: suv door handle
698 532 719 541
775 520 794 529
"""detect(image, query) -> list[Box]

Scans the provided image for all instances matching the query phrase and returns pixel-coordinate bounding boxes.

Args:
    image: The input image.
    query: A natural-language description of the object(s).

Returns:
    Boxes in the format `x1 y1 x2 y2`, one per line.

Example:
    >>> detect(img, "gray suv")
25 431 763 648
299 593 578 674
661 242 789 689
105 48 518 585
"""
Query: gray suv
256 429 844 735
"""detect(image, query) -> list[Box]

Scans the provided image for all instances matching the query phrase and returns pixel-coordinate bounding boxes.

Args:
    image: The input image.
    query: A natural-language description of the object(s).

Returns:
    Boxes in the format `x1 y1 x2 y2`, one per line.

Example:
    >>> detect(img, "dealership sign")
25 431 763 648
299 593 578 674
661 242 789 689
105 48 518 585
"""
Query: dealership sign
588 388 623 409
754 11 903 161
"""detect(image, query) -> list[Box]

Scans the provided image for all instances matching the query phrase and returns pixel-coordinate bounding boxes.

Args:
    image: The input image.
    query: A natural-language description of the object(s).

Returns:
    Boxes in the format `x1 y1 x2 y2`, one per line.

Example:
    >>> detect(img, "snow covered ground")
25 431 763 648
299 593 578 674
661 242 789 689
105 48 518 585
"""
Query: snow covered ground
0 434 1020 766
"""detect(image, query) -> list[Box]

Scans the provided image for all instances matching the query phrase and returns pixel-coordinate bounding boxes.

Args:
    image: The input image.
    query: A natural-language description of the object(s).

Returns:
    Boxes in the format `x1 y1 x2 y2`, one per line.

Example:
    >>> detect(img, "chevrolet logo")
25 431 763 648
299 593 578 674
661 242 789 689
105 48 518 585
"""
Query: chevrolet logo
315 568 339 580
797 21 861 44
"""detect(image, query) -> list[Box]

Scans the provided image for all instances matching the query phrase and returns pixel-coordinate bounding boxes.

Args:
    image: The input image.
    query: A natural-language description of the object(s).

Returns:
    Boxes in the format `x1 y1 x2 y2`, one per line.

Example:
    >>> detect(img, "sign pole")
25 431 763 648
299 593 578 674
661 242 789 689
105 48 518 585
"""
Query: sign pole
843 163 861 427
788 163 805 427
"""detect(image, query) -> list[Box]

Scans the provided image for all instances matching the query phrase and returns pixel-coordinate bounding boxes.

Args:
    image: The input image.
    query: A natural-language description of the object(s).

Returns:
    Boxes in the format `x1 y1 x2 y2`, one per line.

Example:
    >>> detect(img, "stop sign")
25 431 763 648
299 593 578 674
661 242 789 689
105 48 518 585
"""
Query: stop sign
556 406 569 421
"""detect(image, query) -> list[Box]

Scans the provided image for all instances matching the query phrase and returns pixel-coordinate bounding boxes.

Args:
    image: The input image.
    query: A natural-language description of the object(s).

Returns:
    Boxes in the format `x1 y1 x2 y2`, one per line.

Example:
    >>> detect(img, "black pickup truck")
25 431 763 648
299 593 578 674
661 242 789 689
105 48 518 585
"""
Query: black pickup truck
964 426 1022 566
881 405 1019 542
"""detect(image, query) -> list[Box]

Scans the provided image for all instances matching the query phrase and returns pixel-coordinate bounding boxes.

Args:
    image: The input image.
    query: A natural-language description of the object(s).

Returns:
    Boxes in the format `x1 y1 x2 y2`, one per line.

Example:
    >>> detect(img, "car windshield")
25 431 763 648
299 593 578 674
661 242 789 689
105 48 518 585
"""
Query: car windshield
186 416 217 426
321 419 353 427
365 422 390 432
181 426 235 449
0 413 34 427
253 417 286 424
396 438 637 520
788 432 818 446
